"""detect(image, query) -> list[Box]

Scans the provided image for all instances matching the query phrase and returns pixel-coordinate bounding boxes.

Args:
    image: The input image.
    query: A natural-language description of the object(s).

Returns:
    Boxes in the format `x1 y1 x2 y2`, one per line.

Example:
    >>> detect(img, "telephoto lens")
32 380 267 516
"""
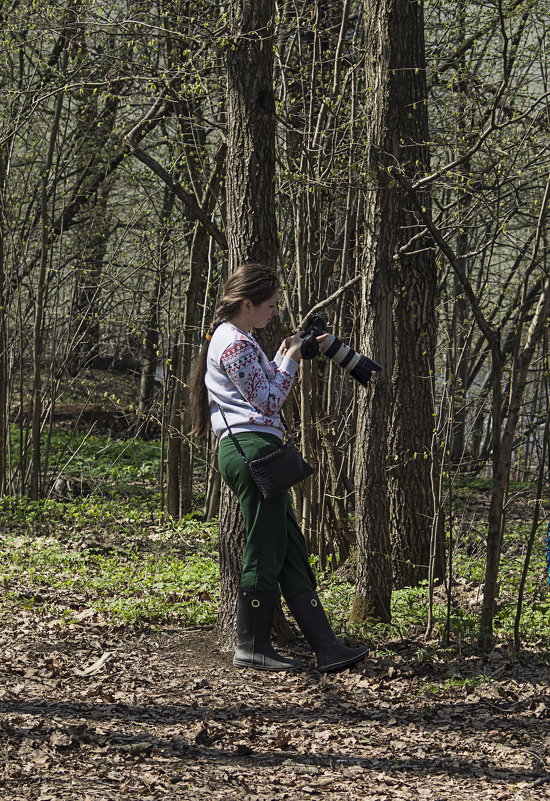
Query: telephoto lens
322 336 382 386
300 313 382 386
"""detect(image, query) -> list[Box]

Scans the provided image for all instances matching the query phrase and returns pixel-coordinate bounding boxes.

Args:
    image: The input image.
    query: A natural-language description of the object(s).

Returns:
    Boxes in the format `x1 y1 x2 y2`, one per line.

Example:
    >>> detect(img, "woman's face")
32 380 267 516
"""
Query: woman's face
248 290 280 329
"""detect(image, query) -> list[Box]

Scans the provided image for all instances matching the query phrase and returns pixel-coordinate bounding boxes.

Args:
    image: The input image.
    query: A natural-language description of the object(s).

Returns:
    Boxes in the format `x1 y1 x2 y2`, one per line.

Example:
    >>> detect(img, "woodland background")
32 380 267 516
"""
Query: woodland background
1 2 549 799
0 0 549 648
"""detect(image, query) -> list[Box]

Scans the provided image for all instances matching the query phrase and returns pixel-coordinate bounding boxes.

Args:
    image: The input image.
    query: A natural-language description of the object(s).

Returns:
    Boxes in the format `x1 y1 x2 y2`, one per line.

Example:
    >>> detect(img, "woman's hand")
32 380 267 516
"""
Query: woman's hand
278 332 328 363
278 333 304 362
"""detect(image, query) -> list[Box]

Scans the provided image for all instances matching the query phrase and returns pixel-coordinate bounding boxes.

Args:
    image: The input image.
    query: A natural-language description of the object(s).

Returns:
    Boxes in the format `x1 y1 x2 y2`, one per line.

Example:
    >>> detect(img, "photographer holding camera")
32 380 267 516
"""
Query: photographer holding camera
191 263 368 673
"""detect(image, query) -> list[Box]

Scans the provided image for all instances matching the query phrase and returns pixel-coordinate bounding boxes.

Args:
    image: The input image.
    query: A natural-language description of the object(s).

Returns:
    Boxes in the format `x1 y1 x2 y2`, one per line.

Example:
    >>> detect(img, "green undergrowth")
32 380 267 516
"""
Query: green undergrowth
1 429 549 647
451 474 537 498
320 519 550 648
1 494 548 644
0 498 219 627
9 426 164 499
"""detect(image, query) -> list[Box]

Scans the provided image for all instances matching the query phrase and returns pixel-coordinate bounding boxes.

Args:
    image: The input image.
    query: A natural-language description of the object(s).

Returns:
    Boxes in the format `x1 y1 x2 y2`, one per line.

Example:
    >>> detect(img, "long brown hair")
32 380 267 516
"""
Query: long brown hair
190 264 281 437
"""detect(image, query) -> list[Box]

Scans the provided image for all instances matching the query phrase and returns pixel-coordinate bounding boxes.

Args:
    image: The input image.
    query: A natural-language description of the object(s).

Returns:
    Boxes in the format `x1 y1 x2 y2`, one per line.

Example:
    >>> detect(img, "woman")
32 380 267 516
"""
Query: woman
192 264 368 672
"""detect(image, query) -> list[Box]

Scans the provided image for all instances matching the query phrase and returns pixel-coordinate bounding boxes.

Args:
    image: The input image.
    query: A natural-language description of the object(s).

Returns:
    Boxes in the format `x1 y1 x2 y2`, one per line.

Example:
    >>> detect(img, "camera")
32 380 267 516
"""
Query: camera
300 313 382 387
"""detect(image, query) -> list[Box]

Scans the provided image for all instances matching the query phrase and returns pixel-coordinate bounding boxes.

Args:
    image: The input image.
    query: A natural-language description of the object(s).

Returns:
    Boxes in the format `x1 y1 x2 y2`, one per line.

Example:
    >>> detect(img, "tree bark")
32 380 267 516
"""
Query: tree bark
225 0 278 273
384 0 438 589
0 146 7 496
217 0 280 649
352 0 439 618
350 0 396 623
69 180 112 373
67 18 118 374
350 262 393 622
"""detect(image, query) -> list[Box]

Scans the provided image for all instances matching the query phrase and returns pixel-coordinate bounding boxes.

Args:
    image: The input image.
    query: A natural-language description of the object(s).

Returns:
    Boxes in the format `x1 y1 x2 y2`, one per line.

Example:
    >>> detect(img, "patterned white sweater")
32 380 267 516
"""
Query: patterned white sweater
205 322 298 440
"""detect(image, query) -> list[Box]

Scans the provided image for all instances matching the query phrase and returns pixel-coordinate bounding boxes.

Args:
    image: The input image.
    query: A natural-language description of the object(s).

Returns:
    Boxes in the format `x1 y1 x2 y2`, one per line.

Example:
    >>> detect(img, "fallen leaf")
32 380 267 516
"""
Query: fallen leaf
273 730 292 748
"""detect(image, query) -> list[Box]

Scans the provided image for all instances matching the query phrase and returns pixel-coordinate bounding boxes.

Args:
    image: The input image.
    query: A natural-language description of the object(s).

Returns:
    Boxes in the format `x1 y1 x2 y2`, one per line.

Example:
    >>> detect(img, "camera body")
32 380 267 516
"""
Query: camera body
300 313 327 358
300 313 382 387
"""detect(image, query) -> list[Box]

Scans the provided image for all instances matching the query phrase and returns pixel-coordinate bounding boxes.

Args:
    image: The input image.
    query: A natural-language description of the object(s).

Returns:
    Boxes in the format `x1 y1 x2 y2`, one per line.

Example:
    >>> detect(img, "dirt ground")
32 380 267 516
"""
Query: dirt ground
1 614 549 801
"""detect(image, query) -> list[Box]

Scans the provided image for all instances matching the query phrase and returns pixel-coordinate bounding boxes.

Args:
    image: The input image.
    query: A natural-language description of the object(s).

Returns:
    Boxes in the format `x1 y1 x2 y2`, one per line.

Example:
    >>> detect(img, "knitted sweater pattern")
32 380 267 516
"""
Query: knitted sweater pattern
206 323 298 440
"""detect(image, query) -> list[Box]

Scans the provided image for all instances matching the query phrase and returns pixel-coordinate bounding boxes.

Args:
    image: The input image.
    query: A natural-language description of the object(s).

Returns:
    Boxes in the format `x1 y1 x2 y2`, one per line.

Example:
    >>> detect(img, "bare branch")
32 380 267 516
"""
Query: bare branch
391 168 498 349
427 0 537 90
298 276 361 326
123 142 227 250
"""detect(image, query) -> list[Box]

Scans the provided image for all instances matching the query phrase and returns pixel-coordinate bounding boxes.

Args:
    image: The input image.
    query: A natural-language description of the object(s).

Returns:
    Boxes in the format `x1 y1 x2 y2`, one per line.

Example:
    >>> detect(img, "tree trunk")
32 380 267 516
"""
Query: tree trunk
30 63 66 499
217 0 280 649
0 147 7 495
67 22 117 374
138 185 175 434
350 0 397 623
352 0 439 618
225 1 278 273
350 254 393 623
69 181 111 373
383 0 438 589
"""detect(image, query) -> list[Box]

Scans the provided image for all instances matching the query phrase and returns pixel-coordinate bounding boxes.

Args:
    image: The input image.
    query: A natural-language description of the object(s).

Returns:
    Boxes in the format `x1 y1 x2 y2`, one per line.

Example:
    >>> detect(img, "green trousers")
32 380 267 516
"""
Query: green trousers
217 432 316 599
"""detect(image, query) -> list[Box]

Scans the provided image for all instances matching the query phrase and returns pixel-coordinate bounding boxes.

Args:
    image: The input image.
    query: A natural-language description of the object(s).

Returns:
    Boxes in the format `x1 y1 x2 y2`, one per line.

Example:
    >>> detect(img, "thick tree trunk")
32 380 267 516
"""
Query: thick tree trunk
216 489 247 644
225 1 278 274
350 0 397 623
353 0 439 619
0 148 7 495
352 0 439 616
350 264 393 622
384 0 438 589
217 0 280 649
69 181 111 373
67 22 117 375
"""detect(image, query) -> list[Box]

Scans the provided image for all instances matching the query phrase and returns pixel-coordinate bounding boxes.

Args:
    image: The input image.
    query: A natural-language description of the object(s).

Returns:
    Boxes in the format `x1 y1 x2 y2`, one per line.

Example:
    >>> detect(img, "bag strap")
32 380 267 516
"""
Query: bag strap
216 403 293 465
216 404 250 464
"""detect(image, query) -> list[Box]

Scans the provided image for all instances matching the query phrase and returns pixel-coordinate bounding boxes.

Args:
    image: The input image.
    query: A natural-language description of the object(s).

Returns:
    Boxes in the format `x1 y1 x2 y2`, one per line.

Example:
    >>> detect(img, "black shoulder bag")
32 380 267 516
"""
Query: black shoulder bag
217 405 315 499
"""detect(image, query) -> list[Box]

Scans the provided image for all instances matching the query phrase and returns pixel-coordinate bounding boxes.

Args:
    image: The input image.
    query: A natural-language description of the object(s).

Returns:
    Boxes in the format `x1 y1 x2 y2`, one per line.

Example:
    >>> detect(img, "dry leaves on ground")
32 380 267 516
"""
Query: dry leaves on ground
0 608 549 801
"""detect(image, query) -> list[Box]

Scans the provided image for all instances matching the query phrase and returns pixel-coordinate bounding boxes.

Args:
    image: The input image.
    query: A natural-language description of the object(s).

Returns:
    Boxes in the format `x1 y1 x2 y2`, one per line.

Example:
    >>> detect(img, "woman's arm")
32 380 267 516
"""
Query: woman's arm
220 340 298 416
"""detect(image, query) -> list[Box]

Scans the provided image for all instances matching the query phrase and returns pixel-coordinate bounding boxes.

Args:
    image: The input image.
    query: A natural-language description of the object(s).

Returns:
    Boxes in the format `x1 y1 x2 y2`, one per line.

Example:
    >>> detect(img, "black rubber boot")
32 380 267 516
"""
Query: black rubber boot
287 590 369 673
233 589 302 671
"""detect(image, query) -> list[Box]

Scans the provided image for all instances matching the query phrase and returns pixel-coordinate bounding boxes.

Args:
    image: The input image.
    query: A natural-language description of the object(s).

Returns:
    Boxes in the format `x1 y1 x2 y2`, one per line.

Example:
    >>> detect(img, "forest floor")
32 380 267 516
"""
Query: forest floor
1 608 549 801
1 417 549 800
